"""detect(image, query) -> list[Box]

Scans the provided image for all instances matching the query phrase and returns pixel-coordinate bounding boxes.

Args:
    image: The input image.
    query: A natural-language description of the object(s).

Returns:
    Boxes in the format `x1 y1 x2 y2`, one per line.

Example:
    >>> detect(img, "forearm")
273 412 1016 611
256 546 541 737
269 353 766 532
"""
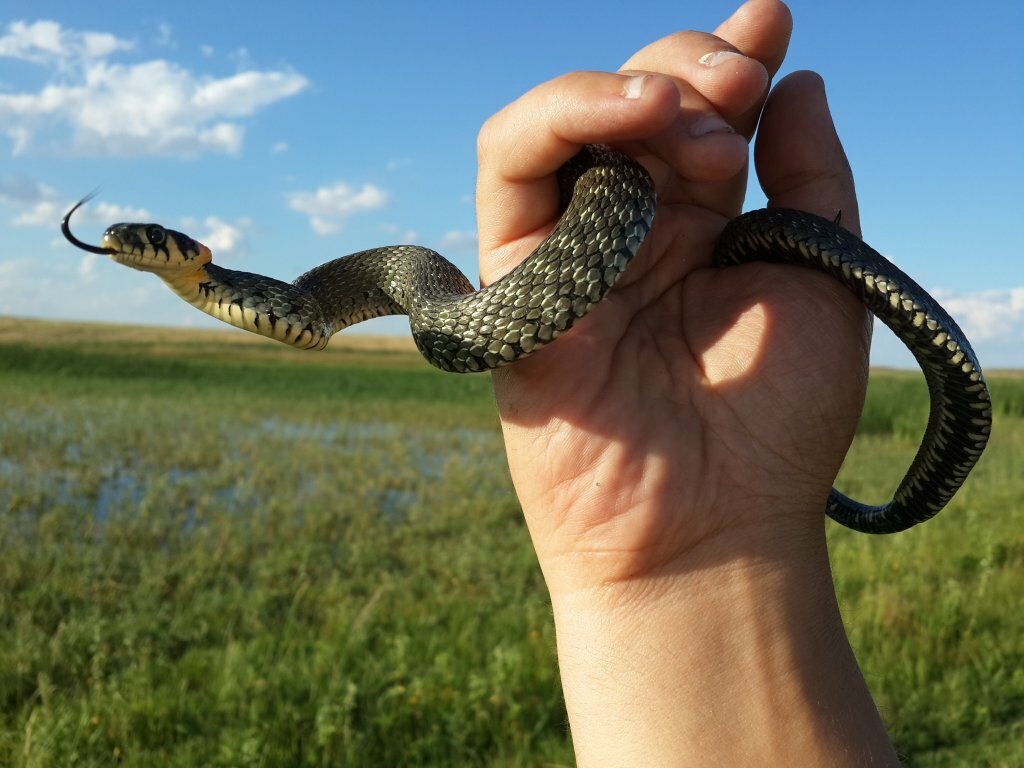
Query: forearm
545 521 900 767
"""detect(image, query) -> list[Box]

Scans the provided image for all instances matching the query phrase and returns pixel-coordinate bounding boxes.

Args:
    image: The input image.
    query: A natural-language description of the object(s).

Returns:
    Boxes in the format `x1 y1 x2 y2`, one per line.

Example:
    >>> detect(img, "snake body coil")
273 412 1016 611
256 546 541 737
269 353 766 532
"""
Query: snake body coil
62 145 992 534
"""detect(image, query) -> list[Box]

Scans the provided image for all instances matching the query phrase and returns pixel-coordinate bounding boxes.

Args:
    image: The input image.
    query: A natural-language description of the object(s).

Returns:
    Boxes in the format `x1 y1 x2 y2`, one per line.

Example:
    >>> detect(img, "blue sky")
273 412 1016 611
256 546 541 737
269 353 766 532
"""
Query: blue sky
1 0 1021 368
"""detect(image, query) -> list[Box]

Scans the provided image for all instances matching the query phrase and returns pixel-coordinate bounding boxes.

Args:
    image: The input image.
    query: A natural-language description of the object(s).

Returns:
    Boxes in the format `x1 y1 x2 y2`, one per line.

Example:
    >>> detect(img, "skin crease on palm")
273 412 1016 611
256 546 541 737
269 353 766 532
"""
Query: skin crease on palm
471 0 901 764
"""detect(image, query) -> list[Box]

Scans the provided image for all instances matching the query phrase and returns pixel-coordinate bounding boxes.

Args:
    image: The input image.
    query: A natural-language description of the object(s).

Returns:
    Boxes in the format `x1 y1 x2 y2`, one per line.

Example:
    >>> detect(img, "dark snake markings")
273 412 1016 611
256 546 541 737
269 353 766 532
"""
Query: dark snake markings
62 145 992 534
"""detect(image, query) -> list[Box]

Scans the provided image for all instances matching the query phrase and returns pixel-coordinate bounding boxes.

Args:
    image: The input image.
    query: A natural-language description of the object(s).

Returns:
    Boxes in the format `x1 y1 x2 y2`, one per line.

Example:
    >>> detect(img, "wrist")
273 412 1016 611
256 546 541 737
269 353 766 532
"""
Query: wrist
545 517 899 767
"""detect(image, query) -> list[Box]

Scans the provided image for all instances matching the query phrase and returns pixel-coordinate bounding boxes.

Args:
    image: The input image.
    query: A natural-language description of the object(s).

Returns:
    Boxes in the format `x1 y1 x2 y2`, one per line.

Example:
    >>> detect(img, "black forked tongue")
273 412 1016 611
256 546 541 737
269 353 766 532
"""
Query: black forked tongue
62 193 115 255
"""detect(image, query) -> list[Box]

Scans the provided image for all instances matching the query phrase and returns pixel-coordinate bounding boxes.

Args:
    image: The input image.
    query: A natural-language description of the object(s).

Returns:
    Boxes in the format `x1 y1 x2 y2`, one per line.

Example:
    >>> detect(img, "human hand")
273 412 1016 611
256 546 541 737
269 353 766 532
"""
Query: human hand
477 1 897 764
479 1 869 590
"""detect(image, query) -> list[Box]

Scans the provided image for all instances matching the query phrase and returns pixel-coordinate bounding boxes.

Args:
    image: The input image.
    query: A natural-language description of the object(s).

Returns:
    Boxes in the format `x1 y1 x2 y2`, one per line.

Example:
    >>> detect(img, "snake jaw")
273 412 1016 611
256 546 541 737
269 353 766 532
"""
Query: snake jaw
98 230 151 272
62 193 212 275
61 195 116 256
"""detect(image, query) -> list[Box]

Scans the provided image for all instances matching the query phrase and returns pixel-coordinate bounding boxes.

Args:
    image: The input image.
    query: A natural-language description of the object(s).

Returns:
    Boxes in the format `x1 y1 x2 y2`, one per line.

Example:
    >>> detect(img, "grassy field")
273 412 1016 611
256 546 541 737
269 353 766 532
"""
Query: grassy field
1 316 1021 767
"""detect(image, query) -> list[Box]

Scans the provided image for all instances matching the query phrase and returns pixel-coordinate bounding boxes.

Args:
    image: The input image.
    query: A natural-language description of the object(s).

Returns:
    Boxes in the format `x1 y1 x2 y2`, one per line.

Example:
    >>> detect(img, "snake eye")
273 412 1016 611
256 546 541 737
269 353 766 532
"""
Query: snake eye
146 225 166 246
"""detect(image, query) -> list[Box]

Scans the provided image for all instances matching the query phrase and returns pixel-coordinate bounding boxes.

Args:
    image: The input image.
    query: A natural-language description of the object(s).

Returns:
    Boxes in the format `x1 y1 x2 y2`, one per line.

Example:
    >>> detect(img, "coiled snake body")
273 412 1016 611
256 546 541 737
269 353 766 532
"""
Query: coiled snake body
62 145 992 534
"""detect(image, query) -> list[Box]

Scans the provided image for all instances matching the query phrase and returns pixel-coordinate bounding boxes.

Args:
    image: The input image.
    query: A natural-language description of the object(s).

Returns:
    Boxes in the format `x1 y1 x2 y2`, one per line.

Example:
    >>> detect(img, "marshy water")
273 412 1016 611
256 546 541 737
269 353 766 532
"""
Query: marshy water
0 403 508 527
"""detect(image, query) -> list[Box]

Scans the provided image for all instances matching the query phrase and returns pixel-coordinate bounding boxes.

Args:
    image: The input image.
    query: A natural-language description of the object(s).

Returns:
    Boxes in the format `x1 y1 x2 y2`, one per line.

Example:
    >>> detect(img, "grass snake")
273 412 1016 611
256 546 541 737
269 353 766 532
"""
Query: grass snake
62 144 992 535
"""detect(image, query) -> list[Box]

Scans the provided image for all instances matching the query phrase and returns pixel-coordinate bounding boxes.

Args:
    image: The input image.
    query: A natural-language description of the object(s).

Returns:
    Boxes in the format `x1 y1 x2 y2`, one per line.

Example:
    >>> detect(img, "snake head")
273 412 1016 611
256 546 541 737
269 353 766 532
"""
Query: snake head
98 222 211 274
62 195 211 275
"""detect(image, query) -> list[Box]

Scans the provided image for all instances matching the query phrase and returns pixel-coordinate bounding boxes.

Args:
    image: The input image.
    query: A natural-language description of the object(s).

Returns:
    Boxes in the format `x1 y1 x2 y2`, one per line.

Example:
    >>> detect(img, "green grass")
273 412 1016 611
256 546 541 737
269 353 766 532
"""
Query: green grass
1 319 1021 767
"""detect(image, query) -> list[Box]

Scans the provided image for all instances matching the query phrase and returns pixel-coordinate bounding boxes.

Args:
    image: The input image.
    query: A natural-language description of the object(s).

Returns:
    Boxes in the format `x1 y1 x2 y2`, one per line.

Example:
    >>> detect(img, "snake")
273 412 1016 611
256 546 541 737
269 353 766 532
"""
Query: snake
62 144 992 535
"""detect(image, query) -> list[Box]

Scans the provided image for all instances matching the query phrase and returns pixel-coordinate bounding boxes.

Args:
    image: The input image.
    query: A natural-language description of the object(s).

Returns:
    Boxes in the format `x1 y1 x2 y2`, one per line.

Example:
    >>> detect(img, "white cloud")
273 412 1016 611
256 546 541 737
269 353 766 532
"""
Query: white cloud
13 199 59 226
287 182 388 235
438 229 478 252
91 200 152 222
0 178 150 228
192 70 306 117
310 216 341 236
0 171 249 262
0 20 308 157
0 20 133 67
0 175 61 225
175 214 250 257
931 286 1024 343
196 216 247 255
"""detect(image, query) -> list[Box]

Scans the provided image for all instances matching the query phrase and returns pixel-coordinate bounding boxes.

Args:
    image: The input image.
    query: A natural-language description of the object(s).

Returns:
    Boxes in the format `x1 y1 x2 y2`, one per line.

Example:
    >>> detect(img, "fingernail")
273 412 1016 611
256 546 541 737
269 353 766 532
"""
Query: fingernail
689 114 736 138
622 74 648 100
699 50 747 68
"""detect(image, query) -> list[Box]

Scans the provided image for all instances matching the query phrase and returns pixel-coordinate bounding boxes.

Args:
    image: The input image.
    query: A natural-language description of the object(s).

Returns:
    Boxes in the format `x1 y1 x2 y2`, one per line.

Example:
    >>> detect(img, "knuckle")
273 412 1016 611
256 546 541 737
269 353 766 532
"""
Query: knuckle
476 111 507 164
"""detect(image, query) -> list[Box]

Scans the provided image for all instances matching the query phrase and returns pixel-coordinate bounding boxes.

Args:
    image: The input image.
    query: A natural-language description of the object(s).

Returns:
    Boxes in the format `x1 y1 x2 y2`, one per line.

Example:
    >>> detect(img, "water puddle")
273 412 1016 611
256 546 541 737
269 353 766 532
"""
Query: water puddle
1 412 505 525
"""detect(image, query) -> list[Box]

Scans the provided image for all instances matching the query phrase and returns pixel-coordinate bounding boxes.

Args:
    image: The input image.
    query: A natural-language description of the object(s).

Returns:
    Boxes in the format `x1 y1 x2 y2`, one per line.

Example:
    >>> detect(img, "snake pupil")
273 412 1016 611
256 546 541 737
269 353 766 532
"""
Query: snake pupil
146 225 166 245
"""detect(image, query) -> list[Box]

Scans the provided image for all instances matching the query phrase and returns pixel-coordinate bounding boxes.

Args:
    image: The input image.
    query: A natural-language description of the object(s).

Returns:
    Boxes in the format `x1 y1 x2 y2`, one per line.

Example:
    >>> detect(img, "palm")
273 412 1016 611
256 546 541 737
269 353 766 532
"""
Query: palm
491 161 870 580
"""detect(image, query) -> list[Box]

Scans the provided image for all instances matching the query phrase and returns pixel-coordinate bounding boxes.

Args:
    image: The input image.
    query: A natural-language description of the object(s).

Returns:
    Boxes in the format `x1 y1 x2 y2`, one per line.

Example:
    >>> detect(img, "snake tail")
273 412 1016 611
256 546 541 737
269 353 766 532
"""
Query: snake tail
715 208 992 533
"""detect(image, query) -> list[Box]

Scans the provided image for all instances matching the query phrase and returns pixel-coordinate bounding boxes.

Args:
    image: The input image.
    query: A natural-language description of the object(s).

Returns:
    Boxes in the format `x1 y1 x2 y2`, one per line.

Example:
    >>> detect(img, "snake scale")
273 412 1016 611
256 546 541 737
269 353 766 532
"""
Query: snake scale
62 144 992 534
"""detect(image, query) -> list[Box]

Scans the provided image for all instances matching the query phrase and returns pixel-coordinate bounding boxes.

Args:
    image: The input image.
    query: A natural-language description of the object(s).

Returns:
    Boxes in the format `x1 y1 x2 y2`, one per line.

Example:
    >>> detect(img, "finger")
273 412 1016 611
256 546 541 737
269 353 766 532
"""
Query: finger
713 0 793 79
477 71 678 188
754 71 860 235
713 0 793 137
620 30 770 131
620 1 792 139
751 70 871 362
476 71 745 284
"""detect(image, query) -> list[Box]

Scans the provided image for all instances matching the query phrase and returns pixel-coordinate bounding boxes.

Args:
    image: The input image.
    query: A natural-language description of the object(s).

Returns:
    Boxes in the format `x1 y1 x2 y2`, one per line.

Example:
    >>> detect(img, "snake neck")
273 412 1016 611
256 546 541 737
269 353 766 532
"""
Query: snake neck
160 247 475 351
163 263 333 349
292 245 476 331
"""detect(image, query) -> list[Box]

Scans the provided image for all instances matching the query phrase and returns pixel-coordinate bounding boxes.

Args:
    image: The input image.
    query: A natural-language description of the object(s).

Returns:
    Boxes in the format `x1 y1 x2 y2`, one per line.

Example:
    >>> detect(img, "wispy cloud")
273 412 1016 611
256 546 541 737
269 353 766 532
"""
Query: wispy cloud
0 252 165 322
0 176 150 228
0 20 133 67
178 215 251 257
0 172 247 270
0 183 251 323
438 230 478 252
287 182 388 235
0 175 60 225
0 19 308 156
154 22 174 49
932 286 1024 343
380 223 418 244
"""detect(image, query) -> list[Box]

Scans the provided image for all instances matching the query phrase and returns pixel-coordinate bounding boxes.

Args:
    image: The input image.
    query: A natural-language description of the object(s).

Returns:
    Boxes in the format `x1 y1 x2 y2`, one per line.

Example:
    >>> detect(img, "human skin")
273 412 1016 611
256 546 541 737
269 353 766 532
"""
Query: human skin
475 1 902 766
